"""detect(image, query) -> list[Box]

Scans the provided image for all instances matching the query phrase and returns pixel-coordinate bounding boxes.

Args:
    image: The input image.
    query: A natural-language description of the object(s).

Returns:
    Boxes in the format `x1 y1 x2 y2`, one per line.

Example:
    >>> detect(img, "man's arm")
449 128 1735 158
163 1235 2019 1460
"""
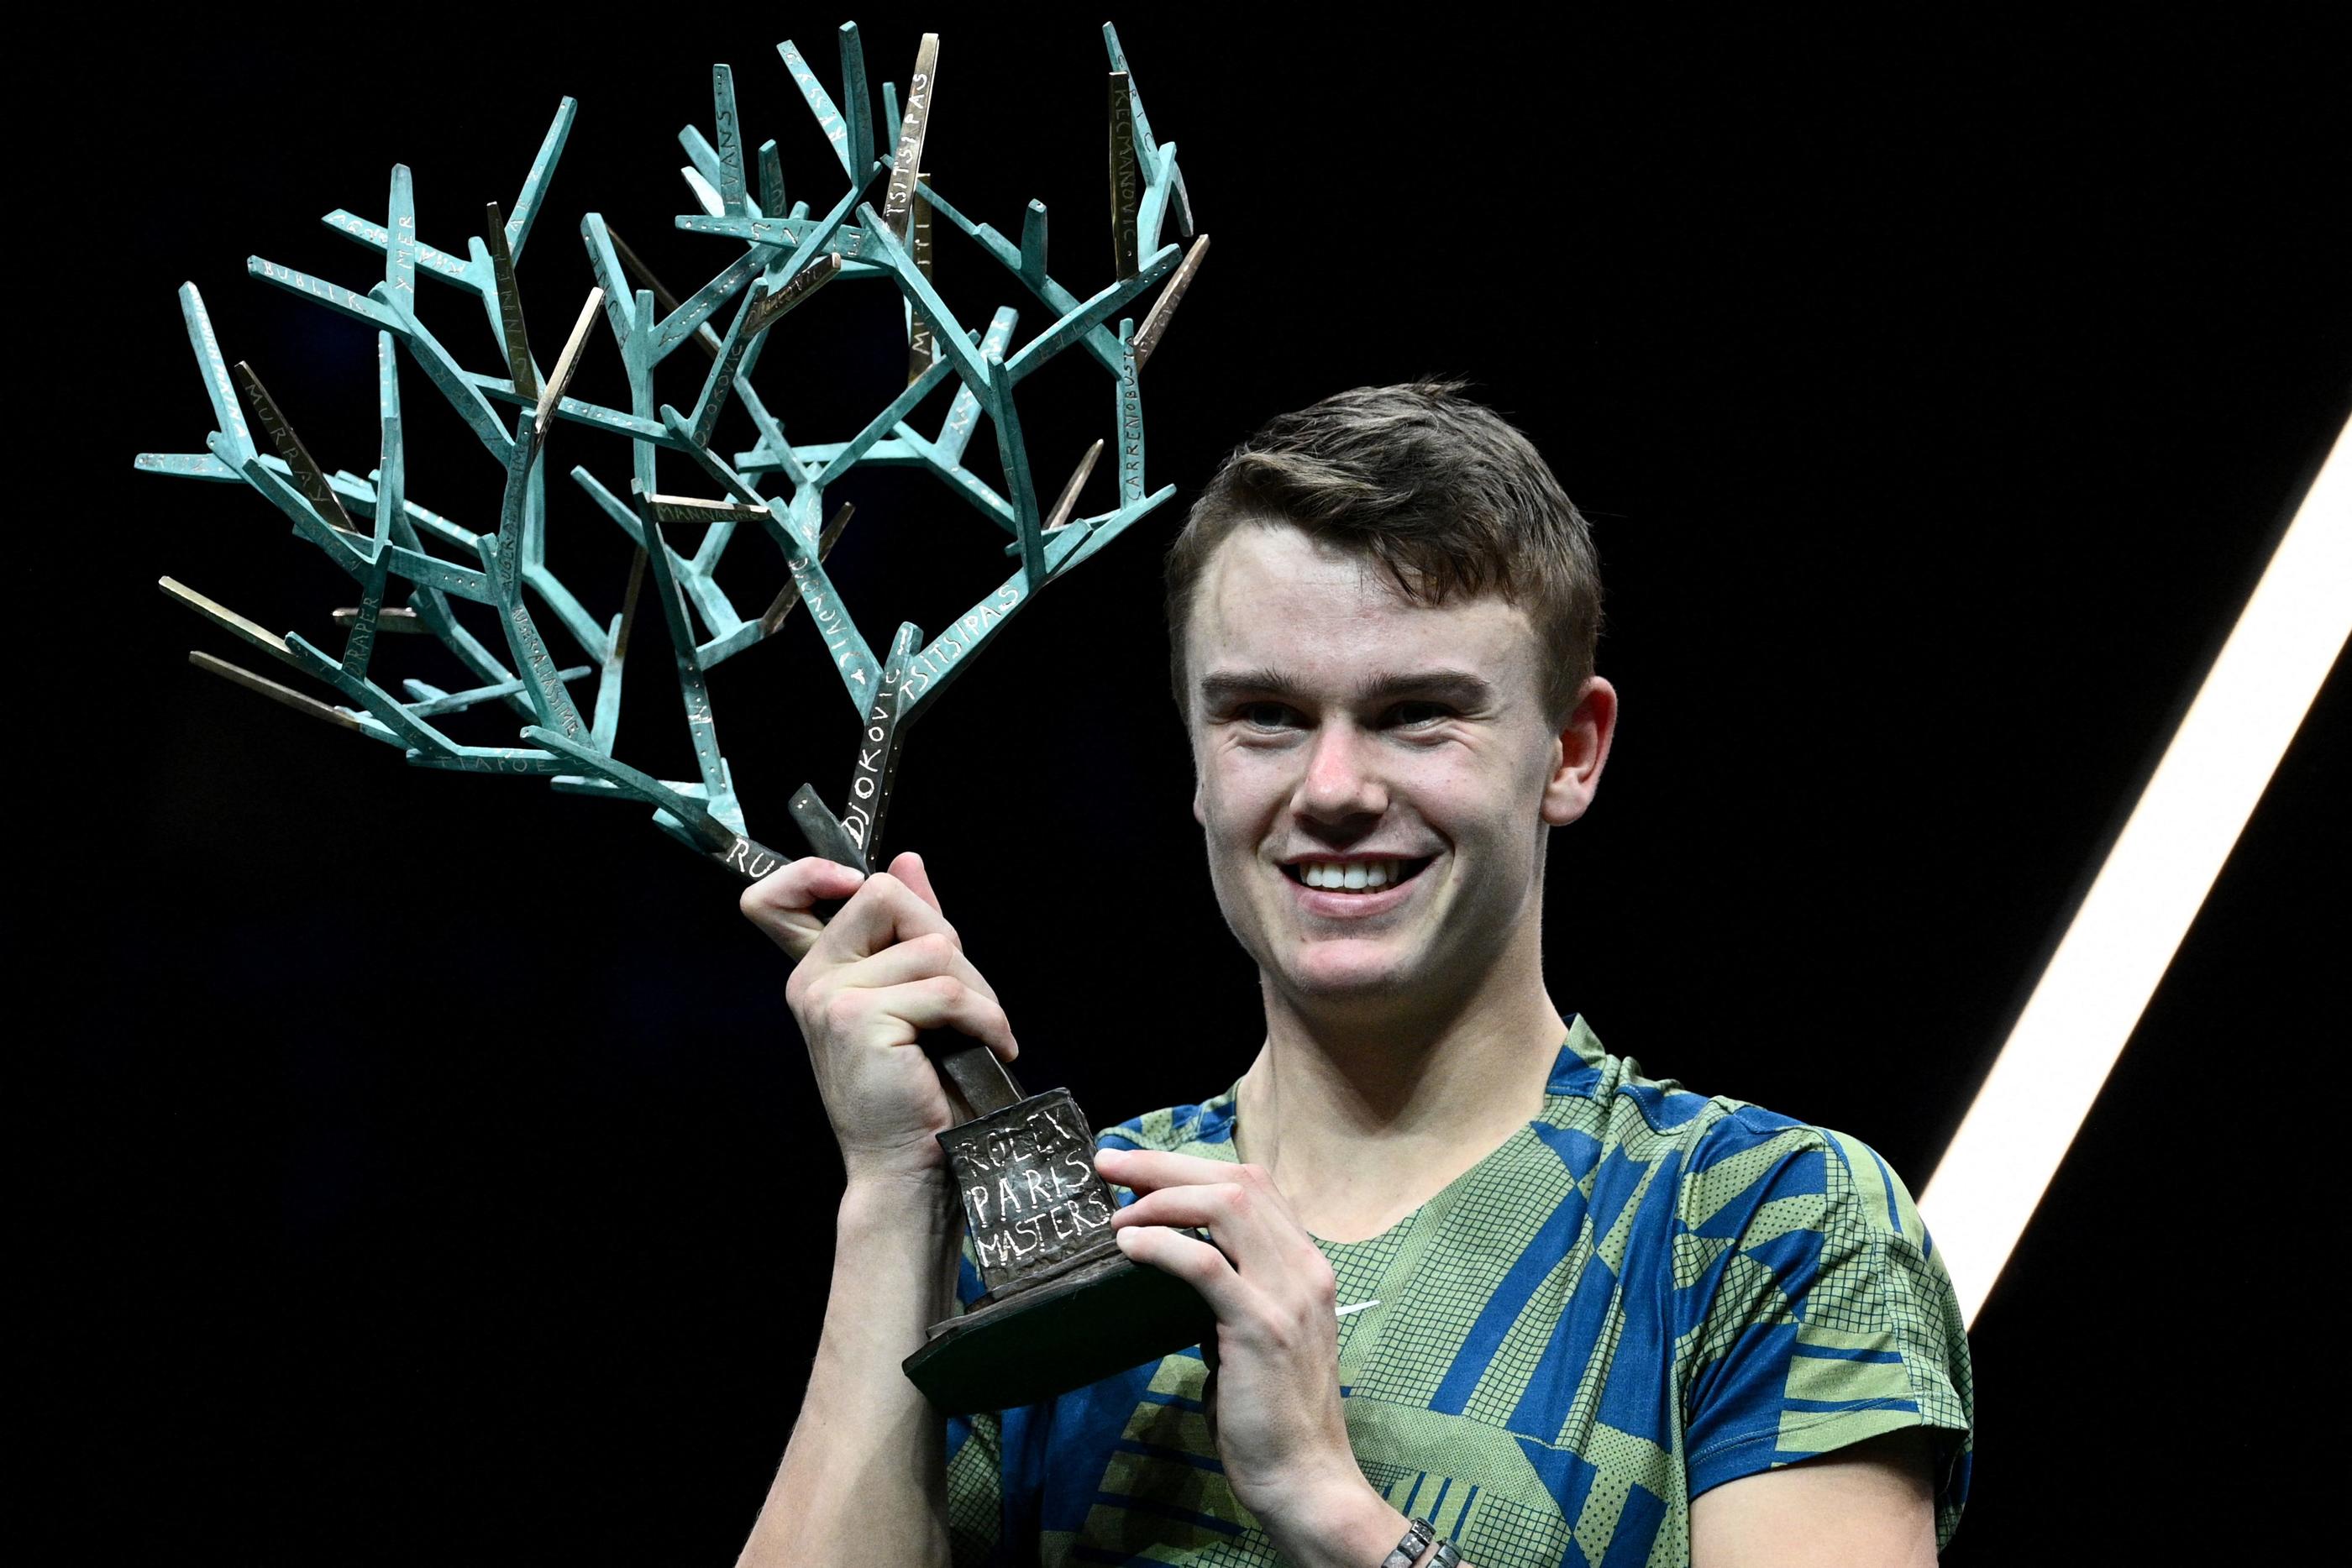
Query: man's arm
734 853 1016 1568
735 1173 961 1568
1689 1429 1939 1568
1679 1123 1972 1563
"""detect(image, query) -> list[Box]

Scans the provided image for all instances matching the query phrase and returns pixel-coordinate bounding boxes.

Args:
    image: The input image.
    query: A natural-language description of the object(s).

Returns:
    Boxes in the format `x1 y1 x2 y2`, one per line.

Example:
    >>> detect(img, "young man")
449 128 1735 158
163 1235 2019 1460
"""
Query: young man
738 383 1974 1567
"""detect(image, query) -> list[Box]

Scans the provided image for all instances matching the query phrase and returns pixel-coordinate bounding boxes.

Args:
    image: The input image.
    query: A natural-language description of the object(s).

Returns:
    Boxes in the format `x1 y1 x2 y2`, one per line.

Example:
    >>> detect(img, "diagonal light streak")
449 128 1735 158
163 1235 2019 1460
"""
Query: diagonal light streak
1922 410 2352 1329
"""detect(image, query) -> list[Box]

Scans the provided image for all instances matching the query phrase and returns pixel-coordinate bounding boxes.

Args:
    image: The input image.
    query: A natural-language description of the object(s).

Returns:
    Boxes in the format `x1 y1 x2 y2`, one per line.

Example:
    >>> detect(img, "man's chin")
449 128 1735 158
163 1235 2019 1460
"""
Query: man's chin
1271 946 1423 1007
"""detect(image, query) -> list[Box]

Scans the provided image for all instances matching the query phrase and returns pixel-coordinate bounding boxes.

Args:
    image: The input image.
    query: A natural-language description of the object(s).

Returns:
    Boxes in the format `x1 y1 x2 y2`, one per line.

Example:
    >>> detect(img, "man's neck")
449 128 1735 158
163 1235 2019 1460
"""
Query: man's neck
1233 969 1568 1244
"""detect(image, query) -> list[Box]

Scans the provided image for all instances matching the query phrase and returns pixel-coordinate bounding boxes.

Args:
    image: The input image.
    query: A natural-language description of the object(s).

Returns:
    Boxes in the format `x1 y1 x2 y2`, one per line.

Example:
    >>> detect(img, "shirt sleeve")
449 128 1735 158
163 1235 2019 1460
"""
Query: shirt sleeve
944 1243 1005 1568
1676 1113 1975 1550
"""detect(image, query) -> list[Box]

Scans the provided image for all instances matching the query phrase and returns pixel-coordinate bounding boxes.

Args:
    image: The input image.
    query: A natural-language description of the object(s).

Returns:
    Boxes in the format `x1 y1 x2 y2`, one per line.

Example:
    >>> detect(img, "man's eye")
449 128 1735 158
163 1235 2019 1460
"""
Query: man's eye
1239 702 1297 729
1388 701 1452 727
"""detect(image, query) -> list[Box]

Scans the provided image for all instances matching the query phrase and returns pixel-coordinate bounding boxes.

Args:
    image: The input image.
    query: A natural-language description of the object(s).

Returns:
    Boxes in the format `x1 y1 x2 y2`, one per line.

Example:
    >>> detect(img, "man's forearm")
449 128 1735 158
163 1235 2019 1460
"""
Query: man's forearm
738 1177 962 1568
1264 1475 1459 1568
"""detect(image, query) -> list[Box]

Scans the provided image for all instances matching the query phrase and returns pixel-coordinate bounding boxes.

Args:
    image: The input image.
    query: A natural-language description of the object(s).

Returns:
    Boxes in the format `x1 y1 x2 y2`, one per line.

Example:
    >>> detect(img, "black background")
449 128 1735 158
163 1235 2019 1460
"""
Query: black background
48 7 2346 1561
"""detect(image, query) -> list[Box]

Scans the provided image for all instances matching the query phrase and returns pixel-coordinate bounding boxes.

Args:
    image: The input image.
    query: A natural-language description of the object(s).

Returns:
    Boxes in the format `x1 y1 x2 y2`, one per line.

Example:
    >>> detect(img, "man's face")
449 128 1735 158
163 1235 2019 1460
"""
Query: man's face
1184 524 1607 1018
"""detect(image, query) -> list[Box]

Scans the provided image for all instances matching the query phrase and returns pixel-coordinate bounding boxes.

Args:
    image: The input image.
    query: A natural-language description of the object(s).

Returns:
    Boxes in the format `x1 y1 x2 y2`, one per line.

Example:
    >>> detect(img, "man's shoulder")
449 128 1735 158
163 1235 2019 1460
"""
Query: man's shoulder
1551 1019 1922 1239
1095 1088 1241 1157
1546 1015 1807 1151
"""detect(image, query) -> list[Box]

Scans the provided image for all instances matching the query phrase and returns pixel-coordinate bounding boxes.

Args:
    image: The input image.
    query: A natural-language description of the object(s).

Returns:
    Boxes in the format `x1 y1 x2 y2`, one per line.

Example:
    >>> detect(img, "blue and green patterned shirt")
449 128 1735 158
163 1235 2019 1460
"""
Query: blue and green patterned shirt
947 1016 1974 1565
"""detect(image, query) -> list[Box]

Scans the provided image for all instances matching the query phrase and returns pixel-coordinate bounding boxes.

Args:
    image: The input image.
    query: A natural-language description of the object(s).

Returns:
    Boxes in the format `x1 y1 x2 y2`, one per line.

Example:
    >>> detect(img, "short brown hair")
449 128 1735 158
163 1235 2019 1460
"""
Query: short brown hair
1165 380 1604 721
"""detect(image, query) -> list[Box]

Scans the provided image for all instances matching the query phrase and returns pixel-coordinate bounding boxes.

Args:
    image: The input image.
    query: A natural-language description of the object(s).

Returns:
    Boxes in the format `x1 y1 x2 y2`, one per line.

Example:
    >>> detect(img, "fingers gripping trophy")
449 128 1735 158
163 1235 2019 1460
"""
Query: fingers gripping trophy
139 20 1214 1415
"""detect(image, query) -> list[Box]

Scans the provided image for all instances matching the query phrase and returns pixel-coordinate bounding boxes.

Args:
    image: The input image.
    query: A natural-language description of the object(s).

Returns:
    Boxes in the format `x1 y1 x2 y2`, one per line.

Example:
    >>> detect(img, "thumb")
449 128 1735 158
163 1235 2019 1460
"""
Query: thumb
738 855 868 958
888 849 945 915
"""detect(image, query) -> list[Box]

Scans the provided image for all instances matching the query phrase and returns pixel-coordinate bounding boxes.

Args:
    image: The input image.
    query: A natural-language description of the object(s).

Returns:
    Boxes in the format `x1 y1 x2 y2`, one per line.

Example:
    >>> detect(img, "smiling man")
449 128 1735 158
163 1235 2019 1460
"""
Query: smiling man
738 383 1974 1567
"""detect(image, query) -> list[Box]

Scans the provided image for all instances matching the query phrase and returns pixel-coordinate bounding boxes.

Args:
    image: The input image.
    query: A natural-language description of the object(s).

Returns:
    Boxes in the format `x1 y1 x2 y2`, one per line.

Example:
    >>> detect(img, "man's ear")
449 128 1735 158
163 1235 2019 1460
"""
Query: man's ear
1541 676 1617 827
1185 702 1208 826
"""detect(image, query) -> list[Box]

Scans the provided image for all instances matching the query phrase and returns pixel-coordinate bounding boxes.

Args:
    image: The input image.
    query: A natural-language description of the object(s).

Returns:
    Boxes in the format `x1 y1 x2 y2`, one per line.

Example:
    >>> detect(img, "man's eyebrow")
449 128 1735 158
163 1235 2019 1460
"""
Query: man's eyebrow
1352 669 1499 707
1197 669 1306 707
1195 669 1499 707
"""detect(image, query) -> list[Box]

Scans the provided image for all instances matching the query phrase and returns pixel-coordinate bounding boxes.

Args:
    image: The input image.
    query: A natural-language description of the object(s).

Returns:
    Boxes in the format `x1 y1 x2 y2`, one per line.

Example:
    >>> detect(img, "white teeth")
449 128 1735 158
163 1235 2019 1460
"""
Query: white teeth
1297 859 1404 891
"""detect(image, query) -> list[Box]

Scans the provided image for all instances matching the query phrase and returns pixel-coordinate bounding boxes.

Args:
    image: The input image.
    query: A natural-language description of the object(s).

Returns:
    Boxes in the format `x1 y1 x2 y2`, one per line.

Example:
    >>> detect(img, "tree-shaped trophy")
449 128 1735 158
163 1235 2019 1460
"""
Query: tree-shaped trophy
139 20 1214 1417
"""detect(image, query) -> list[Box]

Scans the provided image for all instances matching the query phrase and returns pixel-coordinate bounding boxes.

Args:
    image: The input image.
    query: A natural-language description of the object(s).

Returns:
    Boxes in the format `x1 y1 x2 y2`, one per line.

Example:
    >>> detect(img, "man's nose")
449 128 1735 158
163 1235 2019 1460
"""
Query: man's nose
1293 721 1388 821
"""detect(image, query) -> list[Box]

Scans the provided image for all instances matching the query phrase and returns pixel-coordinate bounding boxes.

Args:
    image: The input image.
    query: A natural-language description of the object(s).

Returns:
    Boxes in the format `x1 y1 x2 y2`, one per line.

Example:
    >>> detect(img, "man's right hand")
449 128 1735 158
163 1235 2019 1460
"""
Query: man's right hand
740 850 1018 1188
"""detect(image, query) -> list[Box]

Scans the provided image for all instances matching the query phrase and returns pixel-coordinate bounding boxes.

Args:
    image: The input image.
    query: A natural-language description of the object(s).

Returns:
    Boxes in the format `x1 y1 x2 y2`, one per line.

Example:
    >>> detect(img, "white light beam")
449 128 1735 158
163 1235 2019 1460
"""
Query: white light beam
1922 411 2352 1329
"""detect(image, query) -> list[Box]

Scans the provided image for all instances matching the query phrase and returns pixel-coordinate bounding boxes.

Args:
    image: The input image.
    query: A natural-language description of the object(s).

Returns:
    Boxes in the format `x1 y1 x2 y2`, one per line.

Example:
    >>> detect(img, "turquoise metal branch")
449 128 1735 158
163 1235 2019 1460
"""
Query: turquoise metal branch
140 20 1207 879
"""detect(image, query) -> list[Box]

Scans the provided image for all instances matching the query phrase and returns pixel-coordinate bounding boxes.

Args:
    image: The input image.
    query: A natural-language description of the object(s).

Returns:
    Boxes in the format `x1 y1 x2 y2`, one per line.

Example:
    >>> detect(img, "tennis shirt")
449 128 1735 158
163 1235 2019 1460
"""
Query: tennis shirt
945 1015 1975 1565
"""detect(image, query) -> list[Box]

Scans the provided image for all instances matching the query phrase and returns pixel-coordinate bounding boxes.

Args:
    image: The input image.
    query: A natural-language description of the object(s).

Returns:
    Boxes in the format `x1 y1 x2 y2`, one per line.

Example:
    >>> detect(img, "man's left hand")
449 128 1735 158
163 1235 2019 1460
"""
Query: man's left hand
1095 1146 1399 1560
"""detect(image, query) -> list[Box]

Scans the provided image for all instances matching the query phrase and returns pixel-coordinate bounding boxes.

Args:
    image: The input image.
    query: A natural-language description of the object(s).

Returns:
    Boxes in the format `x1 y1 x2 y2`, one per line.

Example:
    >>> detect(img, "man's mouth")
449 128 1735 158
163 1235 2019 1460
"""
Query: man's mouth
1281 857 1435 893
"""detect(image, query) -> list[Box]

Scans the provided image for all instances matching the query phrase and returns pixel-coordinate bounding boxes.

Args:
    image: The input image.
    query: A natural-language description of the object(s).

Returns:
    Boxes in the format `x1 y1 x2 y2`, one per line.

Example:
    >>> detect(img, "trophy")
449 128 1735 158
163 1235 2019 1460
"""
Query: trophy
139 20 1213 1417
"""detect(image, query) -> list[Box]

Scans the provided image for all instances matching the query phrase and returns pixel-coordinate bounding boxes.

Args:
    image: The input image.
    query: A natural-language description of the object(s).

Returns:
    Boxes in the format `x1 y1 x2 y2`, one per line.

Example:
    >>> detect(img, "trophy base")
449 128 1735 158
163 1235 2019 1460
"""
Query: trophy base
903 1243 1215 1416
